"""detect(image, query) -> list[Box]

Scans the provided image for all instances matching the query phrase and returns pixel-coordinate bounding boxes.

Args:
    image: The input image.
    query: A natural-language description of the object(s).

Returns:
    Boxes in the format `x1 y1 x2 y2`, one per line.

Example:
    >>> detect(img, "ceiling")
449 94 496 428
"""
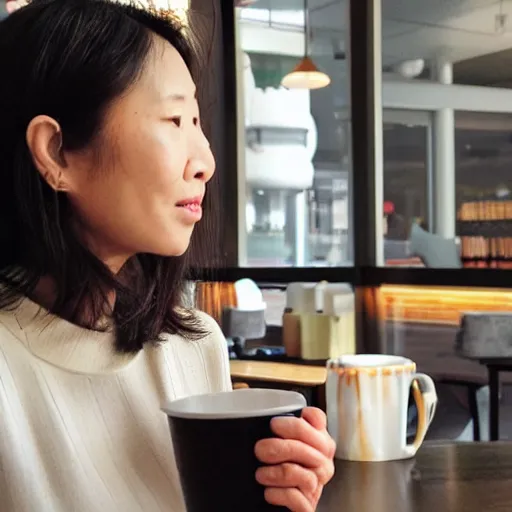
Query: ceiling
243 0 512 75
5 0 512 76
242 1 512 189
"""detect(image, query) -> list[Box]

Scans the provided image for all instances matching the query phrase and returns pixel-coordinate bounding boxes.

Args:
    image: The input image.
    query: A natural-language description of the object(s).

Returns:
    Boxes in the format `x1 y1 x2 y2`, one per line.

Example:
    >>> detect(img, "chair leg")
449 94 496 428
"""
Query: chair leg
488 367 500 441
467 386 481 441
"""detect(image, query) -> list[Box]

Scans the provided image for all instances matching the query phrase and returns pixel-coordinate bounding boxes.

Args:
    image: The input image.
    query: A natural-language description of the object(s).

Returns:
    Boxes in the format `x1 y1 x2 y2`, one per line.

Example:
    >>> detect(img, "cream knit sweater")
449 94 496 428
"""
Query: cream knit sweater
0 296 232 511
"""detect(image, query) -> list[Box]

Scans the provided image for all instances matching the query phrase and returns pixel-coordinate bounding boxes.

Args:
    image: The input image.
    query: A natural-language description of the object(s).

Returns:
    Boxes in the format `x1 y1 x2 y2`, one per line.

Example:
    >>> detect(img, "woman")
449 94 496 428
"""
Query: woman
0 1 335 511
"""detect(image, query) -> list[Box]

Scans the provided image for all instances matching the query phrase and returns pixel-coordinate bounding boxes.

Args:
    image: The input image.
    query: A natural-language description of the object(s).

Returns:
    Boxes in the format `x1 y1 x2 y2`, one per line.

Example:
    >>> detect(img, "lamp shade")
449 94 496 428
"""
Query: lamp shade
281 56 331 90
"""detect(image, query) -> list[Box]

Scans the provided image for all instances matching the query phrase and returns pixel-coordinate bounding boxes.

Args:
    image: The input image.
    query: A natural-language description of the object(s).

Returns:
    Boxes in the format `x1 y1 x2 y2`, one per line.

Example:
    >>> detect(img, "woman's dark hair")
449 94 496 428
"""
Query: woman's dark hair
0 0 217 352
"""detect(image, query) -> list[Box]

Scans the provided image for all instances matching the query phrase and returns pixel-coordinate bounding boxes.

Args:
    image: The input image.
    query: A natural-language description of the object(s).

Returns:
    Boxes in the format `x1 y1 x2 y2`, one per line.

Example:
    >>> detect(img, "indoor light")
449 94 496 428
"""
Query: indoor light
281 56 331 89
281 0 330 90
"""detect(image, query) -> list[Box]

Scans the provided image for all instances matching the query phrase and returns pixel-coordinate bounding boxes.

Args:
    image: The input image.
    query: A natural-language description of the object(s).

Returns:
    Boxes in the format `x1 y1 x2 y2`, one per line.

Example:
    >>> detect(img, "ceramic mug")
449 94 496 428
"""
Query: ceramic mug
326 354 438 462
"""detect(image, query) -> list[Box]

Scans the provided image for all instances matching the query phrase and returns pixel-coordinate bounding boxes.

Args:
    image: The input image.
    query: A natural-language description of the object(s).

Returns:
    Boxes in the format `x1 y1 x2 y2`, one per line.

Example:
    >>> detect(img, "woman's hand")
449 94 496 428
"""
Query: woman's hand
255 407 336 511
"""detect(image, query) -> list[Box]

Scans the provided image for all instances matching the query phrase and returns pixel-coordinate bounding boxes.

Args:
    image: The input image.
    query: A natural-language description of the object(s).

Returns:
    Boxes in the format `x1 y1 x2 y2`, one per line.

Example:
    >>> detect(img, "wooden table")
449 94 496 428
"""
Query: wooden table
229 361 327 409
319 441 512 512
230 360 327 386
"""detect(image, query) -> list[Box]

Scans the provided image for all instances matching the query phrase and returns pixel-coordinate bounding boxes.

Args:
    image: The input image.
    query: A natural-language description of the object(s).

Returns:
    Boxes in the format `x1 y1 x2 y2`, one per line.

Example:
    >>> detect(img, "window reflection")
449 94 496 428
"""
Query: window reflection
455 112 512 268
382 113 429 266
380 0 512 268
235 1 352 267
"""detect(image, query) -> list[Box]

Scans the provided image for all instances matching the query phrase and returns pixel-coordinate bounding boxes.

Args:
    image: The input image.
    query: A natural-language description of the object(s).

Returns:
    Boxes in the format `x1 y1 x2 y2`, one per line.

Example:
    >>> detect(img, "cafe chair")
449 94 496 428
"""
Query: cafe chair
222 307 267 359
405 225 489 440
456 312 512 441
409 223 462 268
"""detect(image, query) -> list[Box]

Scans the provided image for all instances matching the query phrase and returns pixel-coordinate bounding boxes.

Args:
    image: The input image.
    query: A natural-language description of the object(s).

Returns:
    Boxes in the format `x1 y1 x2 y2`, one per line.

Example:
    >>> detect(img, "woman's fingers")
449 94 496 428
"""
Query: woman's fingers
255 437 325 468
270 414 336 460
256 407 337 510
256 462 318 495
301 407 327 430
264 487 314 512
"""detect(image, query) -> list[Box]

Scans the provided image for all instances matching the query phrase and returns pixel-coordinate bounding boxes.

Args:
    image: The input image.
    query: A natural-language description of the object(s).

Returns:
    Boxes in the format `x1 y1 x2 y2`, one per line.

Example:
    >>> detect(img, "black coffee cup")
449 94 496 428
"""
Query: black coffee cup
163 388 307 512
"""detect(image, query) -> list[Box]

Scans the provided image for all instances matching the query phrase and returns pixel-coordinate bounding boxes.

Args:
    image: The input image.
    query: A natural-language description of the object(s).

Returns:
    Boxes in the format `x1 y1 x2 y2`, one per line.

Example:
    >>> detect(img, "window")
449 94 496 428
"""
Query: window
380 0 512 268
455 112 512 268
235 1 352 267
382 111 430 266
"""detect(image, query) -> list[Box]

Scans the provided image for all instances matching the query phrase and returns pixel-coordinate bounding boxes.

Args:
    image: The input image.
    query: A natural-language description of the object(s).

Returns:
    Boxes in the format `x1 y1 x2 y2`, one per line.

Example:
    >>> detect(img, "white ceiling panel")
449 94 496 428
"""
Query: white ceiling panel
383 23 512 64
241 0 512 64
443 1 512 33
307 0 502 32
381 20 420 38
310 2 347 31
381 0 499 25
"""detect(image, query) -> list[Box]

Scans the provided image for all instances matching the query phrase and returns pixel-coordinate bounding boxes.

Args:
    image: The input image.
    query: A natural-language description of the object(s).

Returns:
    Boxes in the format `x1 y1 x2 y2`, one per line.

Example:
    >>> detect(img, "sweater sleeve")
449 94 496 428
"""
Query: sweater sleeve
195 311 233 393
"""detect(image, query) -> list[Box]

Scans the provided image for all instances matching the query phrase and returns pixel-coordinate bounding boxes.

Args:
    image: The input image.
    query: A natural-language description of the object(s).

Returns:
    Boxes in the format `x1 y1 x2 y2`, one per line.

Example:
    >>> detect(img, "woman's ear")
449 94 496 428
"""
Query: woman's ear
26 115 70 192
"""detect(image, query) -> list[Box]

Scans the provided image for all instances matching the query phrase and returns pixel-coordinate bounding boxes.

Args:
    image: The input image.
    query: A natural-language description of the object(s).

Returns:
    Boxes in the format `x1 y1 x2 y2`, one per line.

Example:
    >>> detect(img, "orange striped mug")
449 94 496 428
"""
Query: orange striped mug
326 355 437 462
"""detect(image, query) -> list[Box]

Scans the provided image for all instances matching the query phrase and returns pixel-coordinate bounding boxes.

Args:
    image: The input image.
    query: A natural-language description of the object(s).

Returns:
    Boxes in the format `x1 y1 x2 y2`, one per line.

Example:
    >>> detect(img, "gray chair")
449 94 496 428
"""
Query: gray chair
222 307 266 359
408 224 485 440
456 313 512 441
409 223 462 268
384 239 412 261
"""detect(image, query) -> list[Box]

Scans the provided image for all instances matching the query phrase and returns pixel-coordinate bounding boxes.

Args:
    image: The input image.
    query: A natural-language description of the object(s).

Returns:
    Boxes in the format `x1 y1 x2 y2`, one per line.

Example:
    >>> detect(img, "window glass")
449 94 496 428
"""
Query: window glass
235 0 352 267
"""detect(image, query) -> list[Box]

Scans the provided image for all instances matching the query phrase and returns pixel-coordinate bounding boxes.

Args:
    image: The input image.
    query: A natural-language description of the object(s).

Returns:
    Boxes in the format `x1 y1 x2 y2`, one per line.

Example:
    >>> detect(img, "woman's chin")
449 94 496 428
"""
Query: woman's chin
138 229 194 258
152 239 191 258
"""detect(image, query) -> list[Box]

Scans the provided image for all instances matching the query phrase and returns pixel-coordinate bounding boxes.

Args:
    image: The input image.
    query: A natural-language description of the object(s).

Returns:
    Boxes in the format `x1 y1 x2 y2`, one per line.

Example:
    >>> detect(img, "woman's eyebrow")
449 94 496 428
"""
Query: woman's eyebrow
163 90 197 102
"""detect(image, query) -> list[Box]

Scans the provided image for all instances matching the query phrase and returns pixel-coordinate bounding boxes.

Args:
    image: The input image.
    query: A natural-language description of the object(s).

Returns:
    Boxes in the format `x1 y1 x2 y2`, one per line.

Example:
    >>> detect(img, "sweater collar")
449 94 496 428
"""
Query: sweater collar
0 296 139 374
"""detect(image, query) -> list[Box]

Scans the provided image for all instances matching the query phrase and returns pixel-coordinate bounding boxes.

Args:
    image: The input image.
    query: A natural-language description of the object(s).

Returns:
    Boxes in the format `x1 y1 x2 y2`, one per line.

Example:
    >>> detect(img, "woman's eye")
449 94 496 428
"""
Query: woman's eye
170 116 182 127
193 117 199 127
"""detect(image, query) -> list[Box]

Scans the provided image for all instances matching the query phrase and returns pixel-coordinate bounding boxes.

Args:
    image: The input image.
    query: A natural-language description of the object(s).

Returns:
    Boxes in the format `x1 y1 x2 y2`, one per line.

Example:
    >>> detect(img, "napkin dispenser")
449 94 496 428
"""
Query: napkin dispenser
300 311 356 360
283 282 356 360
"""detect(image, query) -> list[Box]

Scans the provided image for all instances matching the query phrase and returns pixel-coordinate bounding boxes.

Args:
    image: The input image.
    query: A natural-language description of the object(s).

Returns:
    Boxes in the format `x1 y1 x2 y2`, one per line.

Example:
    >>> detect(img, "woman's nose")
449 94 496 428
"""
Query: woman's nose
185 134 215 182
185 153 215 183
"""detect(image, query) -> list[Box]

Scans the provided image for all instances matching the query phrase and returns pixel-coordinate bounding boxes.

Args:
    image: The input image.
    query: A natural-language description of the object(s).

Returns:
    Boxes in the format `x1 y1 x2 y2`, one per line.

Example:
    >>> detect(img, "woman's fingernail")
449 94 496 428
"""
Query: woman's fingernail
271 416 293 428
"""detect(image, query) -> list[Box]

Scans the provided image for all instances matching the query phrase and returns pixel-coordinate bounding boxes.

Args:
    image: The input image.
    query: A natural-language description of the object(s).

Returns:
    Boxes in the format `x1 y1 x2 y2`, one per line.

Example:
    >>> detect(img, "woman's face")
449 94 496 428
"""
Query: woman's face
30 36 215 271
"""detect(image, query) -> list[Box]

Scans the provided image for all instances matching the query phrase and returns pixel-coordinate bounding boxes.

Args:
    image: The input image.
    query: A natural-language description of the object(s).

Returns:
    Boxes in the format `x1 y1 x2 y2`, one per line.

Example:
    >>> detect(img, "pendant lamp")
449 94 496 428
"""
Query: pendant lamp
281 0 330 90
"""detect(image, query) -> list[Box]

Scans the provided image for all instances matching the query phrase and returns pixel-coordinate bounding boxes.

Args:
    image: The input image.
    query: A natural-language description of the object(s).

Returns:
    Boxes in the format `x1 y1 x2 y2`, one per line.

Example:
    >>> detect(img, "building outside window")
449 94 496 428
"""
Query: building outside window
379 0 512 268
235 0 353 267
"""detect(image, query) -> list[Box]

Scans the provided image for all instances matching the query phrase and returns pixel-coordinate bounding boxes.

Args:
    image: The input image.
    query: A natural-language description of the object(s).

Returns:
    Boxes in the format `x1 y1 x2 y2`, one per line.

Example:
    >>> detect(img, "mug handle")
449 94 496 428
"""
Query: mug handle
403 373 438 458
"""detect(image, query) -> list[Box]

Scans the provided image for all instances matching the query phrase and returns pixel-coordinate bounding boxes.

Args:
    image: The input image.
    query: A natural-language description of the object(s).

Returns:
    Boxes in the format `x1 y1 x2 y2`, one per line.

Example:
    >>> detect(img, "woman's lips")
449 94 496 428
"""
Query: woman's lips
176 202 202 222
176 195 203 207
